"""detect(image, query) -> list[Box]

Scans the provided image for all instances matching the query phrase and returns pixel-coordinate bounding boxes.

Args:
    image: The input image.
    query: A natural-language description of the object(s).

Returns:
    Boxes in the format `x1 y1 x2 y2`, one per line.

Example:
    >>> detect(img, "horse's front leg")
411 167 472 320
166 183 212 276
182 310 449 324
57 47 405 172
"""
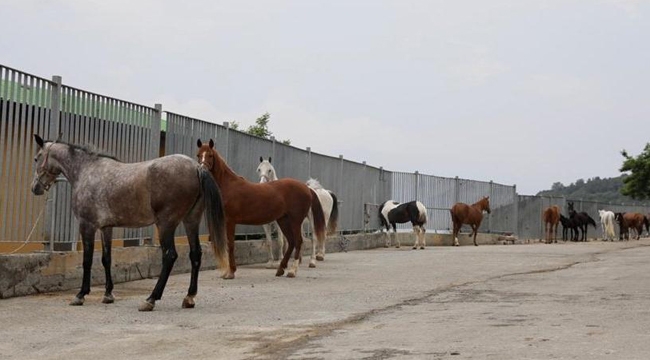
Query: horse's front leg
472 225 479 246
71 222 97 306
262 223 276 269
100 227 115 304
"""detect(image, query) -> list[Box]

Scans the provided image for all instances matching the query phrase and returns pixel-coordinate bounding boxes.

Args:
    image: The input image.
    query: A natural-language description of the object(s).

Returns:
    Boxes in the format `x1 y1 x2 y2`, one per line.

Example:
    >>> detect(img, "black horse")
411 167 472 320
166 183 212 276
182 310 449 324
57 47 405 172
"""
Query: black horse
567 201 597 241
559 214 577 241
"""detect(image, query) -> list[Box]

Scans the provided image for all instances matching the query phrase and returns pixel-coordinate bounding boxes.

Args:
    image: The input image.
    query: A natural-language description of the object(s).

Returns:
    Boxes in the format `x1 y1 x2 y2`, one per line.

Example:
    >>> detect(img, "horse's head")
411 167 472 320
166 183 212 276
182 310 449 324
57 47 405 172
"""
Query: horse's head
31 134 62 195
614 212 625 224
196 139 217 170
482 196 491 214
567 201 575 213
256 157 276 183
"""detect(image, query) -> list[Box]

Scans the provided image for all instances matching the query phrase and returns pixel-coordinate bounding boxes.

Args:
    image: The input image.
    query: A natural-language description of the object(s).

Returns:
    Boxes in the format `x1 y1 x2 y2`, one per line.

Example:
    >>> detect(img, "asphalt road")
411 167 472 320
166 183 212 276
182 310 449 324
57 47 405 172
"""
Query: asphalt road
1 239 649 360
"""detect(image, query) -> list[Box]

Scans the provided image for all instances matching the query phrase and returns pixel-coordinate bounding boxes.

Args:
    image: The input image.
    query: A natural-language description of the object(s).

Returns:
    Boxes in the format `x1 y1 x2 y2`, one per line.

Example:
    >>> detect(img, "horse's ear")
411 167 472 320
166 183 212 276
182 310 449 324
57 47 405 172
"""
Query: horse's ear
259 156 263 163
197 139 203 148
209 139 214 149
34 134 44 148
268 157 272 163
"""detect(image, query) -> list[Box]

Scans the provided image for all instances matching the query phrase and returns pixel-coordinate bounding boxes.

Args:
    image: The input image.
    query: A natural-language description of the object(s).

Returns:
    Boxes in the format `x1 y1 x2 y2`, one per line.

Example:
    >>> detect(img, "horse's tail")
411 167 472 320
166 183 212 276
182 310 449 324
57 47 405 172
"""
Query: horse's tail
378 202 388 229
310 189 327 246
199 167 229 274
327 191 339 235
605 216 616 239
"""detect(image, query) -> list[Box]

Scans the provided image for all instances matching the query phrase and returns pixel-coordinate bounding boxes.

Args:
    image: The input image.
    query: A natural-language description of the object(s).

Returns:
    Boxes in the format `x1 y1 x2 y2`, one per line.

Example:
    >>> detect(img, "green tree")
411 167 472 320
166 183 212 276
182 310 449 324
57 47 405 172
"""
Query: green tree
229 121 240 130
243 112 291 145
620 143 650 200
246 112 272 138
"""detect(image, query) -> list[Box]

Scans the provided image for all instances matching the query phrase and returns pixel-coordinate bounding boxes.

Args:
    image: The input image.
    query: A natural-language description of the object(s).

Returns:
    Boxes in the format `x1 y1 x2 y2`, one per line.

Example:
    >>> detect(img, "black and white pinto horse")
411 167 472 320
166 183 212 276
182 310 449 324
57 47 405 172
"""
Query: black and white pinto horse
378 200 428 249
256 157 339 268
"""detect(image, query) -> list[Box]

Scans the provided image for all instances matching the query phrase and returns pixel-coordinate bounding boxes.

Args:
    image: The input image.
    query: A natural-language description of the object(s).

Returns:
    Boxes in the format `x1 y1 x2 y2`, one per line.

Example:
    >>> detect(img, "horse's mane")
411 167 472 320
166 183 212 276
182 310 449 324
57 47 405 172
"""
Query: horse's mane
306 178 323 190
49 140 120 161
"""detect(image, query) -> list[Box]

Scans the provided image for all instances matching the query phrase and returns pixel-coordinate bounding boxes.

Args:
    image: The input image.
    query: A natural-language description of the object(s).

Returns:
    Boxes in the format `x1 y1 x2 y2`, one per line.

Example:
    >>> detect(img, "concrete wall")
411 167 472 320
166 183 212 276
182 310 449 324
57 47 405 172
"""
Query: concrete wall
0 232 510 299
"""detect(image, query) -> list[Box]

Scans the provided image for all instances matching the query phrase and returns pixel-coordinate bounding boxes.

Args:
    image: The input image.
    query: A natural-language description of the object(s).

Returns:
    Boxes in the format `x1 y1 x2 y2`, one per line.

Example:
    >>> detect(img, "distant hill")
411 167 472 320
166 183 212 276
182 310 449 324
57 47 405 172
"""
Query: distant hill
536 175 642 204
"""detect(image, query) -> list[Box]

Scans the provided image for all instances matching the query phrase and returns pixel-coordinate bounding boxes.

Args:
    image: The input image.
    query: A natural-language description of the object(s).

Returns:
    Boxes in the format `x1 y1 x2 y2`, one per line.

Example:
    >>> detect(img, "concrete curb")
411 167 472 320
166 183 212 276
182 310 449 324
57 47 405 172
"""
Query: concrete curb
0 232 505 299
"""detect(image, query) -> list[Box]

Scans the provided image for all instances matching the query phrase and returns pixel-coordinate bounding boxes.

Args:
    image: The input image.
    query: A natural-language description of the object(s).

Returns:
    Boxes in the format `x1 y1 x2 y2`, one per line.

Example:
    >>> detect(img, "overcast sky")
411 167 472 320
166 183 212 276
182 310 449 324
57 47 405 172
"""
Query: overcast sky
2 0 649 194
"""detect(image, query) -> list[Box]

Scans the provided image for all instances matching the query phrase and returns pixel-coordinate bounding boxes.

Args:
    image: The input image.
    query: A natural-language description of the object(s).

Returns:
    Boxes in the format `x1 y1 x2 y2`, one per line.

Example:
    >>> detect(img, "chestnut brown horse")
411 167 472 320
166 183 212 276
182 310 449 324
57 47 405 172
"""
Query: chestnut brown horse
615 212 646 240
196 139 326 279
542 205 561 243
450 196 491 246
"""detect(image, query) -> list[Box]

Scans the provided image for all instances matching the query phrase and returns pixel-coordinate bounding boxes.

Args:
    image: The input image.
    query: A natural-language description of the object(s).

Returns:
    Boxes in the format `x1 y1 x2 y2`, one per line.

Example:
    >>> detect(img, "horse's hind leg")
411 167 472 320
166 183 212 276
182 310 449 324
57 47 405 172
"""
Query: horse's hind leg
140 225 179 312
288 225 304 278
100 227 115 304
275 218 295 277
71 222 98 306
182 216 202 309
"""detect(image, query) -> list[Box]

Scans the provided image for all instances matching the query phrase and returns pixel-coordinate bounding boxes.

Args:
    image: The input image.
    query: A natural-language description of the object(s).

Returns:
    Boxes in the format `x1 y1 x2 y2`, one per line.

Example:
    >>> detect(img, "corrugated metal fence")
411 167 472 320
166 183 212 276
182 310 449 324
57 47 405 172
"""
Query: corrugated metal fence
1 64 649 252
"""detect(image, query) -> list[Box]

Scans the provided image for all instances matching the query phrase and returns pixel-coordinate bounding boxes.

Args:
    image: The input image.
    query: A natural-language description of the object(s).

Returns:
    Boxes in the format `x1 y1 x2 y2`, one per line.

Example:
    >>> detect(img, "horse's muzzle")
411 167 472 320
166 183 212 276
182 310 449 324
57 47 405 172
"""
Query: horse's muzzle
31 180 45 195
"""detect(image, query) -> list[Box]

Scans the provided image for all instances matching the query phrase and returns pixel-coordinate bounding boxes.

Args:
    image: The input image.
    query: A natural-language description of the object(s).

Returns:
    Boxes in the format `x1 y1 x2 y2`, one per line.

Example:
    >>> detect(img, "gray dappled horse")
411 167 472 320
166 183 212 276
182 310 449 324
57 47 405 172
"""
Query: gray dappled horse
30 135 228 311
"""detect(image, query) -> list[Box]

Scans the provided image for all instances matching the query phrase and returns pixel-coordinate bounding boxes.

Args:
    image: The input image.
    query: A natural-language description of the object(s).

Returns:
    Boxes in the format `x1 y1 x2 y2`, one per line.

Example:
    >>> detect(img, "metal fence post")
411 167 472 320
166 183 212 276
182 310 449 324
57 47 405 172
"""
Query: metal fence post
488 180 493 233
223 121 230 162
513 185 518 237
271 136 276 161
454 176 460 205
306 147 312 178
362 161 367 231
49 76 62 138
339 155 344 198
44 75 62 251
151 104 162 159
414 171 419 201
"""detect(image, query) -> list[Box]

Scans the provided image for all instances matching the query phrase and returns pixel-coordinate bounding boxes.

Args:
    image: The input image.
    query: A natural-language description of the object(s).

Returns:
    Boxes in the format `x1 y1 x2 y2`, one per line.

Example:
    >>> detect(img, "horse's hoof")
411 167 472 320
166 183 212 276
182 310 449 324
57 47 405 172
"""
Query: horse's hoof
384 245 389 248
395 245 400 248
420 247 425 250
275 268 285 277
222 271 235 280
454 243 459 247
309 262 316 268
182 296 195 309
412 246 417 250
138 300 155 312
316 255 324 261
287 271 296 278
102 294 115 304
69 296 84 306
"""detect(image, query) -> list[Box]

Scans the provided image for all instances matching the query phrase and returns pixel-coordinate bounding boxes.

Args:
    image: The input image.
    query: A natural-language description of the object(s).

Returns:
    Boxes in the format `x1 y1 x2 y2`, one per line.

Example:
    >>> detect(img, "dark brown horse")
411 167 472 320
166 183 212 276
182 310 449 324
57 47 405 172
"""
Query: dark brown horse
450 196 491 246
196 139 326 279
542 205 561 243
30 135 228 311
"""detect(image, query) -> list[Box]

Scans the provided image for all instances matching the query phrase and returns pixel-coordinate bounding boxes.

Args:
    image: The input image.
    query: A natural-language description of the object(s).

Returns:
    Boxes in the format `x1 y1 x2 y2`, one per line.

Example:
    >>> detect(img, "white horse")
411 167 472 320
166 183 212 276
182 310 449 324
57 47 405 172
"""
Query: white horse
256 157 339 268
598 209 616 241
